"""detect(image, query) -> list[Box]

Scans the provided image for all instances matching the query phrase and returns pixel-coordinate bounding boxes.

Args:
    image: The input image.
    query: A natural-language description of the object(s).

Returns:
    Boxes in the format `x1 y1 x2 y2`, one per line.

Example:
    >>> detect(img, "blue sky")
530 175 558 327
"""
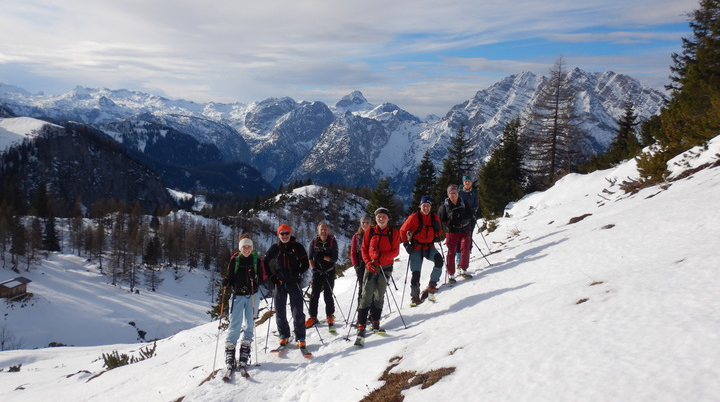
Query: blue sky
0 0 698 117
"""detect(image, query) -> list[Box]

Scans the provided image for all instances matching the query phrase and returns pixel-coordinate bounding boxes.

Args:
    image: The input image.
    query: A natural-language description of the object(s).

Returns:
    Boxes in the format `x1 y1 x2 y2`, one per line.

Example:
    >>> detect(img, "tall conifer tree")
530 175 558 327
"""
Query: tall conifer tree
410 150 436 211
478 118 525 218
367 177 400 227
662 0 720 152
434 123 474 204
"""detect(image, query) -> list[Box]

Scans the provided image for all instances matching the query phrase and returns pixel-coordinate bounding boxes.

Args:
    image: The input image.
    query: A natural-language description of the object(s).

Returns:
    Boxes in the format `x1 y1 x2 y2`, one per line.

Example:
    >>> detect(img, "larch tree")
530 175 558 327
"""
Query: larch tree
521 57 586 191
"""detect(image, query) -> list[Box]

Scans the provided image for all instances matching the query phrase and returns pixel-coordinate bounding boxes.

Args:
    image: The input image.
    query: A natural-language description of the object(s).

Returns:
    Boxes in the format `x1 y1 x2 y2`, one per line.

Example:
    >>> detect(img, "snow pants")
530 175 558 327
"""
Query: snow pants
358 265 392 325
308 271 335 318
409 247 444 291
273 283 306 341
226 293 259 346
445 231 471 274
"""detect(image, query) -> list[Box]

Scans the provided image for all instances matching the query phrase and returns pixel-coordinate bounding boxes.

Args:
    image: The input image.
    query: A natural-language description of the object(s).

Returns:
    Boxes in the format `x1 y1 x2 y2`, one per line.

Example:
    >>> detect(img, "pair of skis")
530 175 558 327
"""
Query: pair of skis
271 342 313 358
222 364 250 382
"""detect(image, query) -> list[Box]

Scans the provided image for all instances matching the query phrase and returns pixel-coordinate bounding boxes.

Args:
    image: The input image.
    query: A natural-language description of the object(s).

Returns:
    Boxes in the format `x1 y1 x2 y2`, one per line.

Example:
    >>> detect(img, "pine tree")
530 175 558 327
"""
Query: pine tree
434 123 474 204
42 214 61 252
606 102 642 163
410 150 436 211
448 122 475 177
478 118 525 218
581 101 642 172
367 177 400 227
522 57 587 190
661 0 720 153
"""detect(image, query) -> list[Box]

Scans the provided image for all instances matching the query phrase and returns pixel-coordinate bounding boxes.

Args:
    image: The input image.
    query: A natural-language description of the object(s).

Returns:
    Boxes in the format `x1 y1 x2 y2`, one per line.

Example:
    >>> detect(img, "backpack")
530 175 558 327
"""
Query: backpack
367 225 394 246
410 211 440 247
233 251 259 293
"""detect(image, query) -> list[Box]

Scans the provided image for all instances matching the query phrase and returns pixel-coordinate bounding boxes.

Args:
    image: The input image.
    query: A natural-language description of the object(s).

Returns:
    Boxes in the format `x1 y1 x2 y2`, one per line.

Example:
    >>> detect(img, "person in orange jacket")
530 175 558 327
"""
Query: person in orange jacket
354 207 400 345
400 195 444 306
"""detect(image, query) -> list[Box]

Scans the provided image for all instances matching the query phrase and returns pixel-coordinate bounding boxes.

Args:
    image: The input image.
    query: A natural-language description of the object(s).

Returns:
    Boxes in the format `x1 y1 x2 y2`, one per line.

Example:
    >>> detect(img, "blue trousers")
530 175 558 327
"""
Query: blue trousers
409 247 443 289
226 293 259 346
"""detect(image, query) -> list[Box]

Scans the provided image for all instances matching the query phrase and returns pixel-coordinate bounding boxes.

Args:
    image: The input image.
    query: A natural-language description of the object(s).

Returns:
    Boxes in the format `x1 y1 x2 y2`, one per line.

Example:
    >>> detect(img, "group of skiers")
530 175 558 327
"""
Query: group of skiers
220 175 480 370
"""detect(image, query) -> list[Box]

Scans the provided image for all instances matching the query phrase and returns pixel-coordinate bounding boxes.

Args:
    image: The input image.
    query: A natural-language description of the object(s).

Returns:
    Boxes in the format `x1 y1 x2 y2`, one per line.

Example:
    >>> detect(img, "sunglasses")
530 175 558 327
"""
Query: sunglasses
279 231 291 236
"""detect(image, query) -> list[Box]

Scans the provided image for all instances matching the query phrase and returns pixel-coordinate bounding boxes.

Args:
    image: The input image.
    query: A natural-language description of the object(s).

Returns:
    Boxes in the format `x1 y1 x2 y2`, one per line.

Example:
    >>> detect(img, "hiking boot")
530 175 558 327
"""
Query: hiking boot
327 315 335 326
428 281 438 293
297 339 307 348
371 320 380 331
279 337 289 346
305 317 318 328
448 274 457 284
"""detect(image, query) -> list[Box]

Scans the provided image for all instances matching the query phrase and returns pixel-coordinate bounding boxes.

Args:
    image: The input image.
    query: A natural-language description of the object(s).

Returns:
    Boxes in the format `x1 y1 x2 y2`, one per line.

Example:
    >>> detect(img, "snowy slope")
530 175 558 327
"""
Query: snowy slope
0 117 60 151
1 137 719 402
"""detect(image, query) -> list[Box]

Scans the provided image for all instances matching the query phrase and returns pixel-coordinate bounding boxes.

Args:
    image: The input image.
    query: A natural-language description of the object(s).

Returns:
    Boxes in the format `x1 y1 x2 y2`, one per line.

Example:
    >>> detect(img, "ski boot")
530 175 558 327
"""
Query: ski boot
224 343 236 370
305 317 318 328
238 340 251 368
354 324 366 347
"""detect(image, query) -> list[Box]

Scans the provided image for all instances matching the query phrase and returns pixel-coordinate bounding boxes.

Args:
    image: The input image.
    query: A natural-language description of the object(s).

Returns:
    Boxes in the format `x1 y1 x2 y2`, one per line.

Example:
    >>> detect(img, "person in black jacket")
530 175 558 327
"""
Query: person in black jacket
306 221 339 329
222 236 266 369
438 184 474 280
264 224 310 349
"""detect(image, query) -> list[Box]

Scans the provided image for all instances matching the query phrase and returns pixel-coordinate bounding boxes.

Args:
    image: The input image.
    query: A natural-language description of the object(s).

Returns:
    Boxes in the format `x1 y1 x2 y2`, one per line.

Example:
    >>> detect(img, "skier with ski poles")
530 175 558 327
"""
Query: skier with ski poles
399 195 444 305
264 224 312 356
438 184 475 281
354 207 400 347
306 221 340 333
221 235 266 379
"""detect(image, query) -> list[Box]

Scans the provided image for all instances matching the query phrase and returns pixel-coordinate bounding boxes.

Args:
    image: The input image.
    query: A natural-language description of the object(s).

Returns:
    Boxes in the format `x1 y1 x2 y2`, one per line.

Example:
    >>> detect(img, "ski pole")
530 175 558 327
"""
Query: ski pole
471 238 492 266
212 286 228 374
297 283 325 345
378 265 407 329
343 275 359 342
437 240 448 281
323 274 348 324
251 292 260 366
476 217 492 251
400 257 410 309
263 288 275 353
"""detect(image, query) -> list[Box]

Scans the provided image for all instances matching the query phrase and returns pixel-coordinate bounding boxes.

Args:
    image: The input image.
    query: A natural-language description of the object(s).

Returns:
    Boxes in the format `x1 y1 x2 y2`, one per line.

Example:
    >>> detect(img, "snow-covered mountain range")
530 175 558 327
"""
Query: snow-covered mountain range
0 69 667 202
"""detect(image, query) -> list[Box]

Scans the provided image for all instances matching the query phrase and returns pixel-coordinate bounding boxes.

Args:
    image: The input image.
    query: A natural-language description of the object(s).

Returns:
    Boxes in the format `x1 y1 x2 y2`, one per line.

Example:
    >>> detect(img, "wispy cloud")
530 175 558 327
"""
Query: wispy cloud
0 0 697 116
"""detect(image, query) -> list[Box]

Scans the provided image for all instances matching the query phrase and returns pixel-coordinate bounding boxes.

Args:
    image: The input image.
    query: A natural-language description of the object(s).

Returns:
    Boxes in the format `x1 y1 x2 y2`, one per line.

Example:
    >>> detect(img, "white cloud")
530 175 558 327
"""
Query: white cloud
0 0 698 116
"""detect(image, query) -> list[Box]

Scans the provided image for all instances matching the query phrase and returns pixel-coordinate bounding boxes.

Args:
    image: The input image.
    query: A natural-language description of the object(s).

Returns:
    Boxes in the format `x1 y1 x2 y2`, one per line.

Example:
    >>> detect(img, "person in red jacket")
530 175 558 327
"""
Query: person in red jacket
354 207 400 346
400 195 444 306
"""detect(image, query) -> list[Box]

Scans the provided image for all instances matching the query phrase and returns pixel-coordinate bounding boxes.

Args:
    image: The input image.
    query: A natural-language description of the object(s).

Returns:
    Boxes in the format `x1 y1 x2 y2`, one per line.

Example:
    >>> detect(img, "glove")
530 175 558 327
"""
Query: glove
432 219 441 232
270 276 279 285
403 242 413 254
366 263 378 273
222 277 229 287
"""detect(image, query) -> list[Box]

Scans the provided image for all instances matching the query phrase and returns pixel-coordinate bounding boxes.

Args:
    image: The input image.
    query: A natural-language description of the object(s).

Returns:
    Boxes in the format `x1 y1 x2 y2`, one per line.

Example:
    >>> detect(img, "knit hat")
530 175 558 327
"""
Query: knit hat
277 224 292 235
420 195 433 205
239 238 253 249
374 207 390 217
462 175 472 182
